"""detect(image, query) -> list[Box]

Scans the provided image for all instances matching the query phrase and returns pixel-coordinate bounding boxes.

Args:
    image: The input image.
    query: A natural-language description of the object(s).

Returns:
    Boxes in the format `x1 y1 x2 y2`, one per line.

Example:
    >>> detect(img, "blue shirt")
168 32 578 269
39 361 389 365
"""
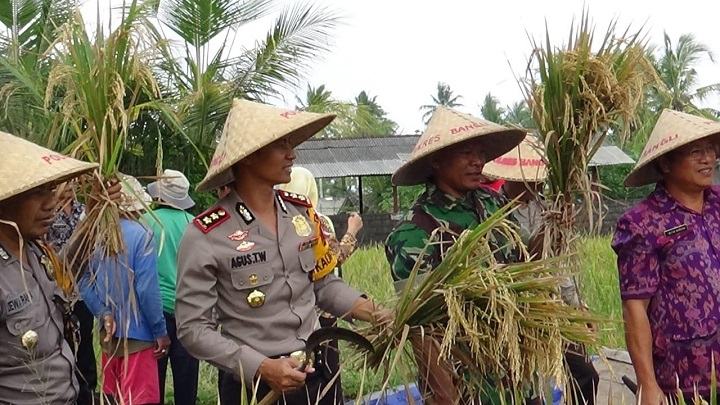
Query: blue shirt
79 219 166 342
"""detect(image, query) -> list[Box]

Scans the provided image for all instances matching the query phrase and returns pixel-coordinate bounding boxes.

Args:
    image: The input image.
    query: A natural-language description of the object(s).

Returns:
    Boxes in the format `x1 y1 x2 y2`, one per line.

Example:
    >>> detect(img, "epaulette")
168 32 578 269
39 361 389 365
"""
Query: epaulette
193 206 230 234
278 190 312 207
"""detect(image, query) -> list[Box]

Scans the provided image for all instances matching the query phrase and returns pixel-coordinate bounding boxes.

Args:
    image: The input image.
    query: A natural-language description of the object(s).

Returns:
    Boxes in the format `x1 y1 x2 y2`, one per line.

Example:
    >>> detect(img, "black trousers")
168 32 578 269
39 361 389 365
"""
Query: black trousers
156 312 200 405
68 301 97 405
220 349 342 405
318 315 342 394
565 343 599 405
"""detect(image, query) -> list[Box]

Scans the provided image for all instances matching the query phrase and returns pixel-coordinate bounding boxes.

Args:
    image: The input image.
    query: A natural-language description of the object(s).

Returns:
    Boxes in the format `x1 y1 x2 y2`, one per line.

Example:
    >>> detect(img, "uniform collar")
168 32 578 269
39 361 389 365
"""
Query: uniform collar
0 240 43 266
425 182 497 211
426 183 473 211
0 243 10 262
652 182 719 214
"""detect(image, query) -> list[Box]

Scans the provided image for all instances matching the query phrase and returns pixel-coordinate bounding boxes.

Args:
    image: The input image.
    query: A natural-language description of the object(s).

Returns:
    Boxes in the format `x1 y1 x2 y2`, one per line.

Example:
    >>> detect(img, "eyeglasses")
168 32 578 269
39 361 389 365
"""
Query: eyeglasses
680 145 718 162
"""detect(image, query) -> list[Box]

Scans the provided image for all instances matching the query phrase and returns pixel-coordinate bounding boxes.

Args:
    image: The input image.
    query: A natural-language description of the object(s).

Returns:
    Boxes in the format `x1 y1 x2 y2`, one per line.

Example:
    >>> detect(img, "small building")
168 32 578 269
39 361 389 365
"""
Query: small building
295 135 635 214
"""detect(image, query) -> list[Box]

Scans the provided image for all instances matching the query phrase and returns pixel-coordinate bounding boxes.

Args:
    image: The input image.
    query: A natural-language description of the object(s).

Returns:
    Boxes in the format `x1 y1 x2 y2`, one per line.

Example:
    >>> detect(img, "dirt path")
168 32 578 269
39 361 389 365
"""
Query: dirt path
594 348 637 405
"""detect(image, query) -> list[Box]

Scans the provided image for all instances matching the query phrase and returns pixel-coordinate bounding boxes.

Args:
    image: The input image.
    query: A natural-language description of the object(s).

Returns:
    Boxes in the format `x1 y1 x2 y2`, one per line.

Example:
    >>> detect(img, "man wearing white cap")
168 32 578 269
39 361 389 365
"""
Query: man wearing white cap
143 169 199 405
79 174 170 405
175 99 389 405
0 131 109 404
612 109 720 404
385 106 526 403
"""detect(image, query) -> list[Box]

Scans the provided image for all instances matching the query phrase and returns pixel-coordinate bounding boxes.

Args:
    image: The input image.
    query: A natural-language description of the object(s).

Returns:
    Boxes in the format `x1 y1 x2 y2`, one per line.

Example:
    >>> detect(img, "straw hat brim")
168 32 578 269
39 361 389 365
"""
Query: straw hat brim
392 128 526 186
0 166 98 203
482 136 547 182
196 114 334 193
0 131 98 202
624 132 720 187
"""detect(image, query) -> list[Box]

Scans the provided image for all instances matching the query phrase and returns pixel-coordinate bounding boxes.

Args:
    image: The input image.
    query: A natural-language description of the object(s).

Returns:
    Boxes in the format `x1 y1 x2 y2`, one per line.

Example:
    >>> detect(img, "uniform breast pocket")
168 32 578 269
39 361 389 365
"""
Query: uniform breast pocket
4 305 49 360
6 308 43 337
299 247 316 273
230 266 275 291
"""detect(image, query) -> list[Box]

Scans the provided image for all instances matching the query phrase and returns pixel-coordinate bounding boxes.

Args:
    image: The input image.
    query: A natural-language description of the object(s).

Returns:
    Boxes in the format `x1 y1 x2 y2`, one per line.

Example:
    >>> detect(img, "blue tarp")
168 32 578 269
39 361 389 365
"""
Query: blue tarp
345 383 563 405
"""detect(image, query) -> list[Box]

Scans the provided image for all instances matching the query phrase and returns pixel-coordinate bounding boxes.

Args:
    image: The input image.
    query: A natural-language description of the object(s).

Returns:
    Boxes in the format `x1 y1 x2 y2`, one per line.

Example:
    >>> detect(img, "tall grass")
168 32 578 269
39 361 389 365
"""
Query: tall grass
577 235 623 349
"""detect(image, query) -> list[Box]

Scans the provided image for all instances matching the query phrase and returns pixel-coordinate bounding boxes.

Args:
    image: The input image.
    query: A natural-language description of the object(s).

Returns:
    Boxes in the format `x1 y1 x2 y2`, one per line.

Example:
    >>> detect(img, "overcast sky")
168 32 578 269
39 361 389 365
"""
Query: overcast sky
88 0 720 134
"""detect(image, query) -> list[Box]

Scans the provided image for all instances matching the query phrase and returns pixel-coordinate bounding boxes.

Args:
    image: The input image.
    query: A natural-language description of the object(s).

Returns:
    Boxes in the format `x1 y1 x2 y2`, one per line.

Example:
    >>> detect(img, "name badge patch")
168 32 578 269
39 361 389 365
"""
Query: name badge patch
231 251 267 268
664 224 688 237
7 291 32 315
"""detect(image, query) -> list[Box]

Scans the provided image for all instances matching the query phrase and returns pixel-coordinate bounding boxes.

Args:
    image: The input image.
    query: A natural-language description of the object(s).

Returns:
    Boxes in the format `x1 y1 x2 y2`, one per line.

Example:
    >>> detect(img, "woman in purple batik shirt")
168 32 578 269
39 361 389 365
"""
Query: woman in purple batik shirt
613 109 720 405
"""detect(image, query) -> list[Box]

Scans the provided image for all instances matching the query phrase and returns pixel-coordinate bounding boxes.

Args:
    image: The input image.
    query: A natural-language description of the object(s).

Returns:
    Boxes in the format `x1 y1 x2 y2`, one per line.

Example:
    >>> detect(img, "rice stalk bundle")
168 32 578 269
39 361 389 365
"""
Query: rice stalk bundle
362 205 600 399
520 10 659 307
44 1 178 269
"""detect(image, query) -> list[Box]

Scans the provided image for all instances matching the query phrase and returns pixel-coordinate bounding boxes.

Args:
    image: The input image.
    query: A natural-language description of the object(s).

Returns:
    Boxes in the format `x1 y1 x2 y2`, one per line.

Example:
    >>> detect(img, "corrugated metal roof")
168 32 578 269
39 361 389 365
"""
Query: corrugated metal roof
294 135 634 178
294 136 418 178
589 145 636 167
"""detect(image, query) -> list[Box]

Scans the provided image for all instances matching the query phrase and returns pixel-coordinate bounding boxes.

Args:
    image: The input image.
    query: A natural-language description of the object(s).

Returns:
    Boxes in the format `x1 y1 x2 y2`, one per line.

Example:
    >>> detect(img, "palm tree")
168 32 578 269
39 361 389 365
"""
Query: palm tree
652 32 720 117
0 0 75 145
504 100 535 129
355 90 398 136
479 92 505 124
158 0 341 182
419 81 463 123
295 85 398 138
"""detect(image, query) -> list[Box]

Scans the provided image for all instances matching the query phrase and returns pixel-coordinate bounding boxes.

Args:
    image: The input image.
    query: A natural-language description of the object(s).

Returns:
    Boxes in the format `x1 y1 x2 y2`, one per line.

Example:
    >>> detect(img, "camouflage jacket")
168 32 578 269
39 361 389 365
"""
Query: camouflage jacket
385 183 519 281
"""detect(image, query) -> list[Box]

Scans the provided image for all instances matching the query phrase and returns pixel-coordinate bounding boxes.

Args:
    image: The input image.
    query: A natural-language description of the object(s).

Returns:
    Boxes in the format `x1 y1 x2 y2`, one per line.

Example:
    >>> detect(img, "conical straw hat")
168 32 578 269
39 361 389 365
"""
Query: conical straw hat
0 131 97 202
625 109 720 187
197 99 335 192
392 107 526 186
482 134 547 182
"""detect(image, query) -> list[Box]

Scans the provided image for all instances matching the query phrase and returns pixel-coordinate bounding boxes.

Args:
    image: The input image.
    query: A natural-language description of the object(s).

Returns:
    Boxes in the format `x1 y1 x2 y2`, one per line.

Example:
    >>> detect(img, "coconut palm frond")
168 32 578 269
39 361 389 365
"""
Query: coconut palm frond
160 0 272 48
232 3 341 101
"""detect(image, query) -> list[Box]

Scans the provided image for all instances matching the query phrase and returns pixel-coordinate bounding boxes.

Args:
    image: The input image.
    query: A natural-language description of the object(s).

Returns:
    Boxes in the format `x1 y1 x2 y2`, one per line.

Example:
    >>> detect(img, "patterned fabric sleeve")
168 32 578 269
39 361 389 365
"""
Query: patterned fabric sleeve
318 214 358 265
385 220 434 281
336 233 357 265
611 213 660 300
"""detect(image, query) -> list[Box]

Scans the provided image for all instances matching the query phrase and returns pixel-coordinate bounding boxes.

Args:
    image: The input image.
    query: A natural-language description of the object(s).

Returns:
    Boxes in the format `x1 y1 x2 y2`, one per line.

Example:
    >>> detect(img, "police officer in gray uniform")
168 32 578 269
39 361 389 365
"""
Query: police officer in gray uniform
0 130 98 405
176 100 388 405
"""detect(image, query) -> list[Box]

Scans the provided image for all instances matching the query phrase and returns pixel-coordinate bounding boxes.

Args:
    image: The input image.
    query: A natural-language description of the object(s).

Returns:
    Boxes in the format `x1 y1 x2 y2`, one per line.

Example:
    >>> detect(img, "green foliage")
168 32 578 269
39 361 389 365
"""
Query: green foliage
651 32 720 116
296 85 398 138
419 81 463 124
479 92 506 124
357 176 424 214
577 236 623 349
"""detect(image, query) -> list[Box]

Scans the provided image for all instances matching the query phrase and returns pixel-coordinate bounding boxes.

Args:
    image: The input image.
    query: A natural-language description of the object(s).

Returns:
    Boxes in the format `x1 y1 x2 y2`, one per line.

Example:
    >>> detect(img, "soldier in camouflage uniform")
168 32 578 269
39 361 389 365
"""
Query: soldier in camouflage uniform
386 107 526 404
387 182 514 281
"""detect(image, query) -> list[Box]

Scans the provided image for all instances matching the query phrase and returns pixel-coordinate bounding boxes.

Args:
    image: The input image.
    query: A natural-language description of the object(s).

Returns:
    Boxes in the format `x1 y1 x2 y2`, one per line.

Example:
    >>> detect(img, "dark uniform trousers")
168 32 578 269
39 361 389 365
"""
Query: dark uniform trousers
220 347 342 405
564 343 599 405
68 301 98 405
156 312 200 405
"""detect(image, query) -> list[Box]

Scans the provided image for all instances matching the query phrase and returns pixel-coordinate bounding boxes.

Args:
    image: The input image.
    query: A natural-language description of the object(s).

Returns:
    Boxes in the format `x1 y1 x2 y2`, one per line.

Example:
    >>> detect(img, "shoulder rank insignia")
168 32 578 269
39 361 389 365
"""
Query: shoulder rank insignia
278 190 312 207
236 202 255 225
194 207 229 234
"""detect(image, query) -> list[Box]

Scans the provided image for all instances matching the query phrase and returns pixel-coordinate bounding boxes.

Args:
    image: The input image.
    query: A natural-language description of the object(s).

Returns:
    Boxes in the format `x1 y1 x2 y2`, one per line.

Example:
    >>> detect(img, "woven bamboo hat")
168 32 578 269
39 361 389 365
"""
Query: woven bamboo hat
392 107 526 186
196 99 335 192
625 109 720 187
0 131 97 202
482 134 547 182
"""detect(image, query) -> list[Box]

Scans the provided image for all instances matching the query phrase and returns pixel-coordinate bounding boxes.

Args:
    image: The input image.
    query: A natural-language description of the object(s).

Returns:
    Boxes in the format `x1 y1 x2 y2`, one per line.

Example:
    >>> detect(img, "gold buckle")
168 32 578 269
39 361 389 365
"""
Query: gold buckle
289 350 315 368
